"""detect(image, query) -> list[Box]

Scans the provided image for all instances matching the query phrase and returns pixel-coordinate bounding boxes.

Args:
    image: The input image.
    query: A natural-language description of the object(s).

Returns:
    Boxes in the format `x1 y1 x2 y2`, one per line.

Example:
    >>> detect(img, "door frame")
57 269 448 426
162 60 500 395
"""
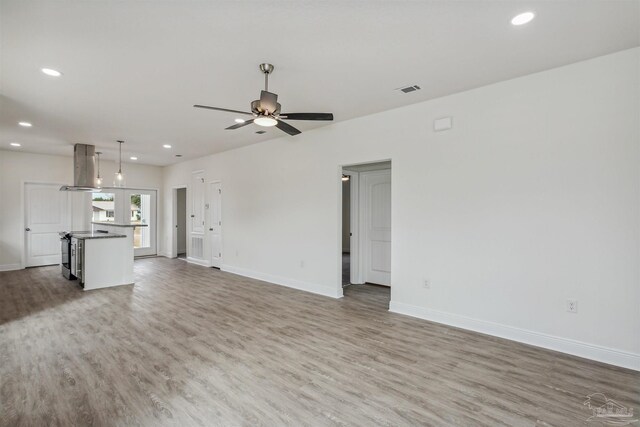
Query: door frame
342 170 363 285
337 160 392 295
22 181 71 269
208 180 223 268
171 185 188 258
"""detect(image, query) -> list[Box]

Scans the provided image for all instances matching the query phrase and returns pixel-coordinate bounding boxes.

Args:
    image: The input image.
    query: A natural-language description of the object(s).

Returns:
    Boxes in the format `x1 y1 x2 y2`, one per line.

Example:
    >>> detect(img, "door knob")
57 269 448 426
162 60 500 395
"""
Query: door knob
25 228 31 231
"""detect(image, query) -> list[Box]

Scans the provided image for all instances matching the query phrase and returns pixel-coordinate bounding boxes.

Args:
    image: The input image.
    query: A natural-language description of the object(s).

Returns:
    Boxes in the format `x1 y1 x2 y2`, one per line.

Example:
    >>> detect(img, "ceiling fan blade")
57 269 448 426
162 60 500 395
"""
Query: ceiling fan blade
225 119 254 130
279 113 333 121
193 105 254 116
275 120 301 136
259 91 278 114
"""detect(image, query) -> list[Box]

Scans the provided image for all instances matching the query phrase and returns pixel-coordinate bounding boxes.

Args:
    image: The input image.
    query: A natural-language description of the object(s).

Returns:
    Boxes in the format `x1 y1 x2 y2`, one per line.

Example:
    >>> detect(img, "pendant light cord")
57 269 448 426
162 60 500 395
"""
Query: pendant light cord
117 140 123 173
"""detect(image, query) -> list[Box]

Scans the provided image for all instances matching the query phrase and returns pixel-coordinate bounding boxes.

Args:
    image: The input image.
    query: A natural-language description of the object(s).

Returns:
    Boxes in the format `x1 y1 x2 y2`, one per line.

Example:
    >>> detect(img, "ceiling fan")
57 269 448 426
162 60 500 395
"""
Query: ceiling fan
194 63 333 136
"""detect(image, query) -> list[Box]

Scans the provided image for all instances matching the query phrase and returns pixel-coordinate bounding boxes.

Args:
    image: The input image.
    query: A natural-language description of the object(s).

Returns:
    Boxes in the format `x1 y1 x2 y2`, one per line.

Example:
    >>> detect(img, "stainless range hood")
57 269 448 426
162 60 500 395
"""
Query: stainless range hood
59 144 101 192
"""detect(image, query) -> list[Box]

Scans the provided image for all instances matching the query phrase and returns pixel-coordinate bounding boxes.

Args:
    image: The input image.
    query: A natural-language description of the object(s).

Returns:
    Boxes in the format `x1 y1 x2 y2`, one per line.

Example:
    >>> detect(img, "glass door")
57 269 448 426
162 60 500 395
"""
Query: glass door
125 189 157 257
91 192 117 223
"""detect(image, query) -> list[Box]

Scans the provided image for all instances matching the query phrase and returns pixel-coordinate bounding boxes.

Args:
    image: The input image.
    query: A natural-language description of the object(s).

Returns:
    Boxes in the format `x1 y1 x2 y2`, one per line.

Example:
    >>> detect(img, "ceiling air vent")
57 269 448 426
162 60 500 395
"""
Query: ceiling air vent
255 130 266 134
398 85 421 93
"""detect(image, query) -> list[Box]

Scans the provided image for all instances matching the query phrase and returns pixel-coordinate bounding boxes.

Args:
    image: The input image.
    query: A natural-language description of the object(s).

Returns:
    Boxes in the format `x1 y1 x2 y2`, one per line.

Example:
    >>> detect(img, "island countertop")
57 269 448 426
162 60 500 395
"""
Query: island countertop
70 231 127 240
92 222 148 228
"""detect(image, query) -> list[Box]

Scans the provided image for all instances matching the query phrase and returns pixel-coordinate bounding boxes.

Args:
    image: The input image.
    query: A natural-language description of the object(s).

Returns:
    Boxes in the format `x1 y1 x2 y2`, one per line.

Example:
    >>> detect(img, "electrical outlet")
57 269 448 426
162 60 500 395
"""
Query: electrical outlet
566 299 578 313
423 279 430 289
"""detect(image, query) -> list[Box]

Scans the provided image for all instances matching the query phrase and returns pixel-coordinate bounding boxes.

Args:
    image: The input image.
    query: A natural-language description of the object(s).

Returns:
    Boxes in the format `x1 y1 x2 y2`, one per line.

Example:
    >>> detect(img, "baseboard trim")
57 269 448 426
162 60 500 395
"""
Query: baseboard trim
389 301 640 371
0 263 22 272
222 264 343 299
186 257 210 267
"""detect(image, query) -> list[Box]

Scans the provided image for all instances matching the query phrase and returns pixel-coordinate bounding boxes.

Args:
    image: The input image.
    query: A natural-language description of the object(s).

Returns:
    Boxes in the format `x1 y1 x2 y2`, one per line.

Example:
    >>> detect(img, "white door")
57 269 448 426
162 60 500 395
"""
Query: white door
208 182 222 268
124 189 157 257
189 171 206 262
361 170 391 285
25 183 70 267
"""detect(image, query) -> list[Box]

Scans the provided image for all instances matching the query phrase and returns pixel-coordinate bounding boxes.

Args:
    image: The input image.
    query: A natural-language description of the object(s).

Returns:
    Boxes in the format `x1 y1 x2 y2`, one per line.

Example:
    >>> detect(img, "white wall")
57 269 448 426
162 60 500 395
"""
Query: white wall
161 48 639 369
0 150 163 270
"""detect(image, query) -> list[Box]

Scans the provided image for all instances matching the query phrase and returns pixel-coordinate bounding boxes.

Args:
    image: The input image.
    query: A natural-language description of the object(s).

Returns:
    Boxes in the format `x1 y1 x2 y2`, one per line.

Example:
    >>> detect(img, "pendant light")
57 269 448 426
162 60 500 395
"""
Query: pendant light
113 140 126 187
95 151 103 188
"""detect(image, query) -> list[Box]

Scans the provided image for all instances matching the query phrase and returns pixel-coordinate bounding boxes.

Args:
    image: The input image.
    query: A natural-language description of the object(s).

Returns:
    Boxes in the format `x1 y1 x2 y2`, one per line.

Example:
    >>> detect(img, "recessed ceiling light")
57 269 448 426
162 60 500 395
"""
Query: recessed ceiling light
41 68 62 77
163 144 172 149
130 156 138 160
10 142 21 147
18 121 32 127
511 11 535 26
234 118 245 123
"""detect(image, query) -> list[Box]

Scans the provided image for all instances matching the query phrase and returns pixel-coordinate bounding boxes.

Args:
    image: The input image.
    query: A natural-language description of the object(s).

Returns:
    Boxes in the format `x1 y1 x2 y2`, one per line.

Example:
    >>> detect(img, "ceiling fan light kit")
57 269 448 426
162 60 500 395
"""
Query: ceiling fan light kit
254 117 278 127
194 63 333 136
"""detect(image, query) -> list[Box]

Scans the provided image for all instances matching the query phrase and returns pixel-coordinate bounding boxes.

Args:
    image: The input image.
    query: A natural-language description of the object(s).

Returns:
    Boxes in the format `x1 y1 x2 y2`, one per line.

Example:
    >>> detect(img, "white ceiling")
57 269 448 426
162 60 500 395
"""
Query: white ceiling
1 1 638 166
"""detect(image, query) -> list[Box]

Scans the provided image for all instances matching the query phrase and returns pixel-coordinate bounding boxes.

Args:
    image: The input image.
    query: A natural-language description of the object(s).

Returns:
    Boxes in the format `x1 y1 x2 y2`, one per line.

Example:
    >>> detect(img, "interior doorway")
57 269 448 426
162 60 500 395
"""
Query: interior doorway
341 160 392 293
172 186 188 259
341 174 351 286
176 187 187 259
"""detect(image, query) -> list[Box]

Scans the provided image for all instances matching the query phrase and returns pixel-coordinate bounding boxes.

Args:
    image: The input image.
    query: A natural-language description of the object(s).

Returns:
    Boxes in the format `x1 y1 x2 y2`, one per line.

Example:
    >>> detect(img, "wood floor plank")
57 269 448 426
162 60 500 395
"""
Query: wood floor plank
0 258 638 426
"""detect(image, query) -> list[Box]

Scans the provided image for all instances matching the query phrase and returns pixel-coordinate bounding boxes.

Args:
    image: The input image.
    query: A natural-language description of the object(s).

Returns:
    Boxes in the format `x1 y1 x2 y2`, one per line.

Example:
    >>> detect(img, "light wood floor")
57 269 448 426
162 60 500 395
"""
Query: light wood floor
1 258 638 426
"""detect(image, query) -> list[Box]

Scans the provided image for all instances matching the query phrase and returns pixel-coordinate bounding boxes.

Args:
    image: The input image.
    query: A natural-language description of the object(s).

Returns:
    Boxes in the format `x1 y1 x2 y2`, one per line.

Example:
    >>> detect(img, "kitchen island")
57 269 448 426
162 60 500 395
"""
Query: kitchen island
69 230 134 291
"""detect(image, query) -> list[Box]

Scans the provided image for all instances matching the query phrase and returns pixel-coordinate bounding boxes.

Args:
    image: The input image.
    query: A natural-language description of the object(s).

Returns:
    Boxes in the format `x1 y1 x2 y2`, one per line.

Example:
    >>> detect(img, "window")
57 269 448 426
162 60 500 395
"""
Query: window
92 193 115 222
